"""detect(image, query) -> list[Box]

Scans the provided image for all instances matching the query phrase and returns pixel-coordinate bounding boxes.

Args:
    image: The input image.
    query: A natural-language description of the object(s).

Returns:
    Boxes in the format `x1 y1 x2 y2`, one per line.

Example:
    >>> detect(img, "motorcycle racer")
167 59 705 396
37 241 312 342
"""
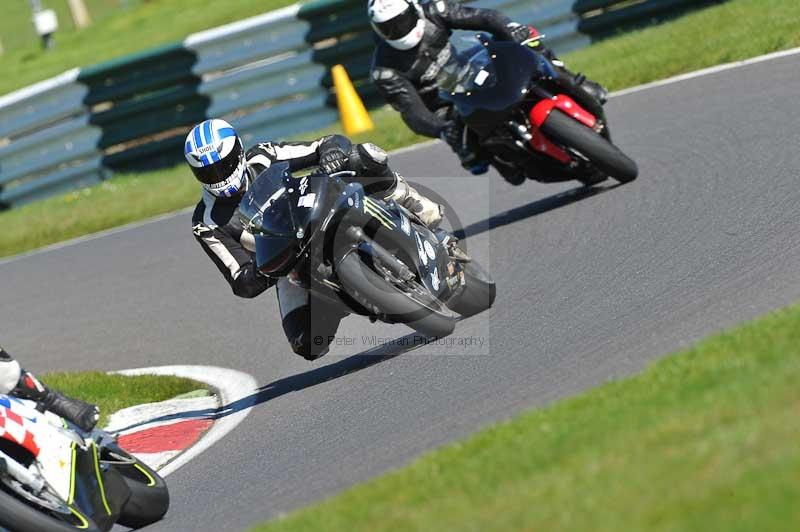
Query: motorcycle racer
369 0 607 183
0 345 100 431
187 118 448 360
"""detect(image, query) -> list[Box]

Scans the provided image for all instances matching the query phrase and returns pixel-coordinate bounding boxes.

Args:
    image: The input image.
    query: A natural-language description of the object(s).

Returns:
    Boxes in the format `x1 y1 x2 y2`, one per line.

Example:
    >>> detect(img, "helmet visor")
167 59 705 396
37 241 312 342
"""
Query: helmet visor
190 140 246 197
373 4 419 41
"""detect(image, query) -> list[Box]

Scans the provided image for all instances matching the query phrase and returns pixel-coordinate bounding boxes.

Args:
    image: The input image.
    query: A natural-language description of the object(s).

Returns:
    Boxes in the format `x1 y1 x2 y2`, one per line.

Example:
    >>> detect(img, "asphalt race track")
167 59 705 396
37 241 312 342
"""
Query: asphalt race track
2 53 800 531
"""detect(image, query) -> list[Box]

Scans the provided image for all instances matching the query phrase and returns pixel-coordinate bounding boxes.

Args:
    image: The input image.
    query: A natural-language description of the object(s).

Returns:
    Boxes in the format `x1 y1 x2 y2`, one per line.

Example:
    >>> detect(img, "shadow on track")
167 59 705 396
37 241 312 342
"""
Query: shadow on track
453 183 620 240
110 183 621 433
111 332 432 432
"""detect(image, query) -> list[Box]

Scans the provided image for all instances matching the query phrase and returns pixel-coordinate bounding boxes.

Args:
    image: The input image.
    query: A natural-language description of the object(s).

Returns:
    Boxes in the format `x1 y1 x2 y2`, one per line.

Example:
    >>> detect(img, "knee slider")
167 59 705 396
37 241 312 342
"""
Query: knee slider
289 332 330 361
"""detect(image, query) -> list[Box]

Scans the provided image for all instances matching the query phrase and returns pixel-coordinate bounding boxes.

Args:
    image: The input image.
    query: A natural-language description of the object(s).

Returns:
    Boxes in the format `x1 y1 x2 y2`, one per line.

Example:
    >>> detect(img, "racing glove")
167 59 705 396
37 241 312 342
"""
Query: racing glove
319 147 349 175
507 22 536 44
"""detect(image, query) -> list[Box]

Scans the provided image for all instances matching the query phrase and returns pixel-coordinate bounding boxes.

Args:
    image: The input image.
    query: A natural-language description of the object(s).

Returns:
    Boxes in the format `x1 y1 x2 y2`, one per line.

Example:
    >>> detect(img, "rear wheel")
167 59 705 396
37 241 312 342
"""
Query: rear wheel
337 252 457 338
101 443 169 528
541 110 638 183
448 261 496 318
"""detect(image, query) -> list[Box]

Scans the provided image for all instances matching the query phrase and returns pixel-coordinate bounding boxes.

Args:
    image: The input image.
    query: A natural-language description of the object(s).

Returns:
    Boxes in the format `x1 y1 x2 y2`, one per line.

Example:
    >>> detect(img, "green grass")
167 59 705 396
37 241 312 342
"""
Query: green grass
1 0 799 259
251 303 800 532
0 0 296 96
565 0 800 91
41 371 206 426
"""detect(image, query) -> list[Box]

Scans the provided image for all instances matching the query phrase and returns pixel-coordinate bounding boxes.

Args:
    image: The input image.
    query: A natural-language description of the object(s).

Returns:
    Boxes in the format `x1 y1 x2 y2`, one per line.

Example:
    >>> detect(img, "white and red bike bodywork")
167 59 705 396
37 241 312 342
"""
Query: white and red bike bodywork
0 394 168 532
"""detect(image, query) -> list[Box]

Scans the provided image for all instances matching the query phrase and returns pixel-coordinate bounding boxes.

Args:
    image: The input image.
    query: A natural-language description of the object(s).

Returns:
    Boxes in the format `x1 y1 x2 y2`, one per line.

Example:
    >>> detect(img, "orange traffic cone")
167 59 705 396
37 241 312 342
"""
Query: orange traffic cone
332 64 374 135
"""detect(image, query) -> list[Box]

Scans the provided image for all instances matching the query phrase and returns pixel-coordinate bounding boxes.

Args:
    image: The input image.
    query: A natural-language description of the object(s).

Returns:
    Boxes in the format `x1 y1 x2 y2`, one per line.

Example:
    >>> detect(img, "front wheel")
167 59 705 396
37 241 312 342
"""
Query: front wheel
0 487 101 532
101 443 169 528
337 252 457 338
448 261 496 318
541 110 638 183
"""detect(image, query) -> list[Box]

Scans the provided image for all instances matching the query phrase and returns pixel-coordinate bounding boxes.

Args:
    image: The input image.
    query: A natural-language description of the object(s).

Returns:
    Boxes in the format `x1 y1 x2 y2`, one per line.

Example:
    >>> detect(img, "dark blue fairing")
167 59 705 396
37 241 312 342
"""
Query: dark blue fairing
440 35 554 125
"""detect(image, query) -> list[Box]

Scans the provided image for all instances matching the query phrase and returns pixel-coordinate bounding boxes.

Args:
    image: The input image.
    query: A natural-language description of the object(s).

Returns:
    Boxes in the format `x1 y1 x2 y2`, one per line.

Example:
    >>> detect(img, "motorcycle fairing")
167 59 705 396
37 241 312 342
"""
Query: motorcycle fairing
0 395 128 531
530 94 597 129
338 185 453 300
439 37 546 130
70 442 128 531
0 396 76 500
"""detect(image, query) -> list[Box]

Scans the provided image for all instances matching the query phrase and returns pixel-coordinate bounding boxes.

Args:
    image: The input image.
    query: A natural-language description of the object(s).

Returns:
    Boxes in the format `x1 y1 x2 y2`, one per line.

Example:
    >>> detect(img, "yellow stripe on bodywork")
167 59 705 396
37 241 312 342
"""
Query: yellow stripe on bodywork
69 507 91 529
364 198 396 229
91 443 113 515
68 442 77 503
133 462 157 487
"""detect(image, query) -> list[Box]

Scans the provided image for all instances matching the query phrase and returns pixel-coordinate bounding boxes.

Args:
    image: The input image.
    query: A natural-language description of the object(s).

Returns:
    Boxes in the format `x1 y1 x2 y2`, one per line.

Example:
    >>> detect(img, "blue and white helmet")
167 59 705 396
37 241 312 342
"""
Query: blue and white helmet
185 119 246 198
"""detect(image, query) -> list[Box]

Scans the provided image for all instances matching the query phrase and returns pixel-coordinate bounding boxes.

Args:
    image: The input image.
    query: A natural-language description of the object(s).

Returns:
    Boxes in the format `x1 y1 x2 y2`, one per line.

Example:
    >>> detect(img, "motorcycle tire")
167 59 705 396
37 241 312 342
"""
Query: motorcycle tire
449 261 496 318
337 252 457 338
0 487 101 532
541 110 638 183
102 443 169 529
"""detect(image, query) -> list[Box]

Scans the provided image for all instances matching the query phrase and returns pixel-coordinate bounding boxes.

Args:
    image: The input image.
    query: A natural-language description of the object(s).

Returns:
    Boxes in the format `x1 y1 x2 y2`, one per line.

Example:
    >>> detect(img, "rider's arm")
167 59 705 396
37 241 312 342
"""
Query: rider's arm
248 136 352 172
372 67 447 138
192 208 274 299
429 0 517 41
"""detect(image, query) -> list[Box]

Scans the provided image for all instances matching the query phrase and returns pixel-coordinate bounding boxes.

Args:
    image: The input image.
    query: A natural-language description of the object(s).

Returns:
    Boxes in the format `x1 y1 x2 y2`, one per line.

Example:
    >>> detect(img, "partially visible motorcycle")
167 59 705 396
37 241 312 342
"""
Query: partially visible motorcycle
440 33 638 185
0 394 169 532
239 162 496 340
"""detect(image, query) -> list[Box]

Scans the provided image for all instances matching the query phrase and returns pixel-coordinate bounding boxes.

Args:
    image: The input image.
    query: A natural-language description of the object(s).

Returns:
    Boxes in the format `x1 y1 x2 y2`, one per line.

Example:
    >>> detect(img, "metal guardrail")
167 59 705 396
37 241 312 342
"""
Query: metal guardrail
187 0 581 147
0 0 718 208
0 69 104 207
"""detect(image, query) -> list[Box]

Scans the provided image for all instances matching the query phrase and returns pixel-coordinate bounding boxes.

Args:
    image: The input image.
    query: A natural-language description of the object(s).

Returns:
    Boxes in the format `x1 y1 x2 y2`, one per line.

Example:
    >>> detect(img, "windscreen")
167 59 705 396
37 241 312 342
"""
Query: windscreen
239 162 299 238
436 46 497 94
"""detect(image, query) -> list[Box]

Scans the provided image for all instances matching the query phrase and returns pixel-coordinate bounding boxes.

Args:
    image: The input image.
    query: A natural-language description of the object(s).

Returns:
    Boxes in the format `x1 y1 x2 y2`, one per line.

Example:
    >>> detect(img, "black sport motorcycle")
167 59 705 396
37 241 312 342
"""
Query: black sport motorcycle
239 162 496 339
440 33 638 185
0 395 169 532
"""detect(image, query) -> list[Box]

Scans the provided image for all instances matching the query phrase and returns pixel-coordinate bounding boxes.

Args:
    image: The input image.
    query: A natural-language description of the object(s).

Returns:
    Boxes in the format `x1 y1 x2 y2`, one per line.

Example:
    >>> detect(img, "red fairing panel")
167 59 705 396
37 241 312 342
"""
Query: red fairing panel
0 407 41 457
530 95 597 129
529 128 571 164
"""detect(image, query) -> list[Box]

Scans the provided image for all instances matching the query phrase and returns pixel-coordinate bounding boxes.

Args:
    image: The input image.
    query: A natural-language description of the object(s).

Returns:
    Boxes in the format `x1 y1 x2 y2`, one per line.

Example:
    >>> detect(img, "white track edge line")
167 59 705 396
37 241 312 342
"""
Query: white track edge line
0 206 195 266
114 365 259 477
3 45 800 266
609 46 800 98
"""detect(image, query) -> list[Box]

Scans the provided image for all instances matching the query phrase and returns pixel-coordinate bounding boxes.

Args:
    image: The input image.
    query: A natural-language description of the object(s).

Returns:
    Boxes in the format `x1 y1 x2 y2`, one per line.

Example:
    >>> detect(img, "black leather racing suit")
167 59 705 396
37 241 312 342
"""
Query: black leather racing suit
371 0 521 139
191 135 397 360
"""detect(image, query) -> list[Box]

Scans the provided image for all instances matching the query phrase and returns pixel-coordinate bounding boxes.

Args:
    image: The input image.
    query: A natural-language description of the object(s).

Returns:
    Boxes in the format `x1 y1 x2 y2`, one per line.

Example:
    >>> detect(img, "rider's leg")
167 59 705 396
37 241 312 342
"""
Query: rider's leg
347 142 444 229
386 174 444 228
524 34 608 112
0 347 99 431
277 279 348 361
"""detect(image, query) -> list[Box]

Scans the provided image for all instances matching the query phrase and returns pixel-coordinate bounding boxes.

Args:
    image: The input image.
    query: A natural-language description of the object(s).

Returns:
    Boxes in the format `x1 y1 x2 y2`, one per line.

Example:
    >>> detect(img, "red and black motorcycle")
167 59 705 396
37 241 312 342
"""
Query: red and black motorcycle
439 34 637 185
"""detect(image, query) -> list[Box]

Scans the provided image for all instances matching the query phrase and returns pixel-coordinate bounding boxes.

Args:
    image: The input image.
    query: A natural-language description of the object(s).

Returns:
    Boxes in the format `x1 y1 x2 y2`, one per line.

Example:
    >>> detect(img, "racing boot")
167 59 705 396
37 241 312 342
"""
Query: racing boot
493 158 526 186
13 370 100 432
387 174 444 229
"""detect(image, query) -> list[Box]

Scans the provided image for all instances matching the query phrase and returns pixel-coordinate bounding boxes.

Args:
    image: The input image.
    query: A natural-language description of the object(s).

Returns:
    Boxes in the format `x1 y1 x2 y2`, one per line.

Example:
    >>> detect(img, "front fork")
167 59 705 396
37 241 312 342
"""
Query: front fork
344 226 414 282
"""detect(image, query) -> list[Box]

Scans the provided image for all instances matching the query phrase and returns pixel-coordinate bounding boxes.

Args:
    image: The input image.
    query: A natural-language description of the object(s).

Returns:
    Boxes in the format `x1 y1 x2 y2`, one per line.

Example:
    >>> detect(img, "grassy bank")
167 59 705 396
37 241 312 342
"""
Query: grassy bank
42 372 205 426
1 0 799 259
0 0 295 96
251 303 800 532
